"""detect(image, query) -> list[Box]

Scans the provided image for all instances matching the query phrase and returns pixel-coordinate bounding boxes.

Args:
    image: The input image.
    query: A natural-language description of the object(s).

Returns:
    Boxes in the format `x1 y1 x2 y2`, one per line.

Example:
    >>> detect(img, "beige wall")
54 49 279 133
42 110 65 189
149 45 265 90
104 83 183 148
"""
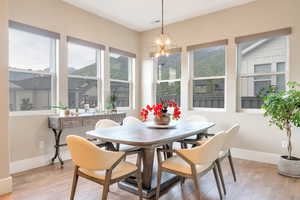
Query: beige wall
140 0 300 156
0 0 12 195
8 0 141 164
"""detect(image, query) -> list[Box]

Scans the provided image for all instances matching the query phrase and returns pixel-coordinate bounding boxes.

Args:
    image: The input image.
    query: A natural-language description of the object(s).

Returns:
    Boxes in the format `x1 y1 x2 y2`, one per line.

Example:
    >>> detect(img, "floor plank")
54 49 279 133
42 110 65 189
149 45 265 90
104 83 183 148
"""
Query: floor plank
1 158 300 200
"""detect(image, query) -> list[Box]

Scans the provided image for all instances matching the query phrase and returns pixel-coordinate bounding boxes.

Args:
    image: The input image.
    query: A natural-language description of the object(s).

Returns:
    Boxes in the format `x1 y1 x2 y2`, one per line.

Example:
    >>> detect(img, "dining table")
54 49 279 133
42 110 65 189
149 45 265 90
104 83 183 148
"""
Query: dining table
86 120 215 199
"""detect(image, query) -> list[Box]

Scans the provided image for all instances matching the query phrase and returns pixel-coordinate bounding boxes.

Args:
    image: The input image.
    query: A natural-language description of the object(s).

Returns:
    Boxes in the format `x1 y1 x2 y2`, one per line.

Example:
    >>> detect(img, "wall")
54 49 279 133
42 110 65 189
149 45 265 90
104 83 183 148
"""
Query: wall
8 0 141 171
0 0 12 195
140 0 300 160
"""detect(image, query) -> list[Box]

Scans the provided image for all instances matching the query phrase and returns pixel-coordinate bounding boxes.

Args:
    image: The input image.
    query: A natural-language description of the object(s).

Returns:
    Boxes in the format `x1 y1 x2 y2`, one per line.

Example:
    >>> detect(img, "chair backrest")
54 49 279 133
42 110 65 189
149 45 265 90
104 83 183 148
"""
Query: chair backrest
67 135 123 170
123 116 142 125
185 115 208 123
95 119 120 129
221 124 240 152
177 132 225 165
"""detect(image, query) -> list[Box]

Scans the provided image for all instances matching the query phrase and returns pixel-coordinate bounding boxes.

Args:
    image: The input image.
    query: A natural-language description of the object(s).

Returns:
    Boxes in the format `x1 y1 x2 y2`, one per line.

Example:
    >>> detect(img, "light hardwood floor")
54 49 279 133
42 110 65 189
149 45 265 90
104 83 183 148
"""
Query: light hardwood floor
1 157 300 200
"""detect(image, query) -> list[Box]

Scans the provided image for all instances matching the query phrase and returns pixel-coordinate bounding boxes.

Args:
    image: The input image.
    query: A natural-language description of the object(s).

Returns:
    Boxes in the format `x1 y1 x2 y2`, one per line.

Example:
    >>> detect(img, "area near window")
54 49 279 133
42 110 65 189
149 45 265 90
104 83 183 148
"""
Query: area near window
67 37 104 109
236 28 291 110
109 47 135 108
154 50 181 106
188 40 227 109
8 21 59 112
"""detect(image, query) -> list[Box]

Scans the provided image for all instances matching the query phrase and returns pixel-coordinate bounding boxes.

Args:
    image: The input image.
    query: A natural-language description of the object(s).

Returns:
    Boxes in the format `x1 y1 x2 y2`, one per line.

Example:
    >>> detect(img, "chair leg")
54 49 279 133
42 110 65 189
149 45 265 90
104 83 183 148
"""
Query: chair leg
180 142 185 149
228 150 237 182
213 165 223 200
101 180 110 200
216 159 226 195
156 167 162 200
137 171 143 200
70 167 79 200
192 173 201 199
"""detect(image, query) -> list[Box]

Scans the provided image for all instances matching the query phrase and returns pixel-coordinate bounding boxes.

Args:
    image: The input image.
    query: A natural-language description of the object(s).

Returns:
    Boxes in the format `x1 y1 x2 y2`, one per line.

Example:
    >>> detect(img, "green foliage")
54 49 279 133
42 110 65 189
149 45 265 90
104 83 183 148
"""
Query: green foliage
20 98 33 111
193 47 225 77
261 81 300 131
52 105 68 110
106 92 118 110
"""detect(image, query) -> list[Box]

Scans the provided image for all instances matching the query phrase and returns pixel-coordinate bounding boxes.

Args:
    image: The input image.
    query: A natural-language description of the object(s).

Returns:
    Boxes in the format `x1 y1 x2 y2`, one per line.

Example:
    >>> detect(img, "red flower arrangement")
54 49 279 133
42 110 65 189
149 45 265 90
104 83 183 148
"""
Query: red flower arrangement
140 99 181 121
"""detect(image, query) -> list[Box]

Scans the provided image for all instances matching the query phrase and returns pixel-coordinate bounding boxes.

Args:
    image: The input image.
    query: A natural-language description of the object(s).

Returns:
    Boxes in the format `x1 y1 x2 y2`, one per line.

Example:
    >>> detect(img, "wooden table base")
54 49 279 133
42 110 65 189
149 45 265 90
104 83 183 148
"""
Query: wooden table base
118 171 180 199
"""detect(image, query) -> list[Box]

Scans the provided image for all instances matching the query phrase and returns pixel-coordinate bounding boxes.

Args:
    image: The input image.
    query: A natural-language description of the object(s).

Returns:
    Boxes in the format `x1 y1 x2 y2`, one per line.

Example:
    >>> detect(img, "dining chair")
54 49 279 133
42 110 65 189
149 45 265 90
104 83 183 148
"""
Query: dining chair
67 135 143 200
156 132 226 200
95 119 139 152
123 116 143 125
179 115 214 149
194 124 240 195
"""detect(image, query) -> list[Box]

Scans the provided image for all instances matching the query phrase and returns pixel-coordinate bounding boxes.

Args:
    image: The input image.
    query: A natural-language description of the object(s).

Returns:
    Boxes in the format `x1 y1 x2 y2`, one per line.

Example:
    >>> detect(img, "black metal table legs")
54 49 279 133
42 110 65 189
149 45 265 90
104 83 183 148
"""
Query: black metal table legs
50 129 64 167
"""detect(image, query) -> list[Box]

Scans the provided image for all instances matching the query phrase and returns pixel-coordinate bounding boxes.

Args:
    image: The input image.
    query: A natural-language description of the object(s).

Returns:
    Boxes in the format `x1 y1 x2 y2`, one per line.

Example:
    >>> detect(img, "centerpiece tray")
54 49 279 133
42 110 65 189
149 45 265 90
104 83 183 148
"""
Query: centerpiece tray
145 121 177 129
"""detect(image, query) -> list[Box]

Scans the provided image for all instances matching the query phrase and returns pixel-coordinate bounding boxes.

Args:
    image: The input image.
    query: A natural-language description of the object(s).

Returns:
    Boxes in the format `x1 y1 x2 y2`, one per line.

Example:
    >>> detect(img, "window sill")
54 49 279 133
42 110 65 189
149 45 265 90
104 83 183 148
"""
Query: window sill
238 109 264 114
9 110 56 117
191 107 226 112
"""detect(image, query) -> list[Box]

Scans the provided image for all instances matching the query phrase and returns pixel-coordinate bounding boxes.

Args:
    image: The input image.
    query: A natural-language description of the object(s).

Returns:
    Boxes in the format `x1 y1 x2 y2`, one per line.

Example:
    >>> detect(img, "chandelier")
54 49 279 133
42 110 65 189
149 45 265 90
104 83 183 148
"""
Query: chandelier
154 0 171 57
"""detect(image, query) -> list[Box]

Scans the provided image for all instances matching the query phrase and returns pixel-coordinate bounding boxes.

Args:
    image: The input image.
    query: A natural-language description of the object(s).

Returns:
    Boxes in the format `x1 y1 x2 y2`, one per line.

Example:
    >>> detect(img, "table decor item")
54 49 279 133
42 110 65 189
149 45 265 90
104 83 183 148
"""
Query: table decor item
145 120 177 129
260 81 300 177
53 105 70 116
106 92 118 113
140 99 181 125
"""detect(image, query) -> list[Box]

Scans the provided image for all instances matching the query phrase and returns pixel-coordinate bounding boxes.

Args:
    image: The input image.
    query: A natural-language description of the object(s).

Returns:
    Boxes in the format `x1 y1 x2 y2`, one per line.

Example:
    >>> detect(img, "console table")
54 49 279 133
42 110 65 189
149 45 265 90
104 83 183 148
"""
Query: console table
48 112 126 166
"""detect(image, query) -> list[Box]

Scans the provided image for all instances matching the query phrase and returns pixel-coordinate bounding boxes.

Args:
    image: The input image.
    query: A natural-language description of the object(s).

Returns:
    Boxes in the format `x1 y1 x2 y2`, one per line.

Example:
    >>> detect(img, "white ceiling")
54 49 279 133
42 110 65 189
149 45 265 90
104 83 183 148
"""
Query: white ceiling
62 0 256 32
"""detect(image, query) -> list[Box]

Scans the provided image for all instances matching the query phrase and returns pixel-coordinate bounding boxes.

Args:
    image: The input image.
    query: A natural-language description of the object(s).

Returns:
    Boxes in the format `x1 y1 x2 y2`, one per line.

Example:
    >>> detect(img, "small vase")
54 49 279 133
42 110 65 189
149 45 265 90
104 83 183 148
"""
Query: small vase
154 112 170 125
64 110 70 116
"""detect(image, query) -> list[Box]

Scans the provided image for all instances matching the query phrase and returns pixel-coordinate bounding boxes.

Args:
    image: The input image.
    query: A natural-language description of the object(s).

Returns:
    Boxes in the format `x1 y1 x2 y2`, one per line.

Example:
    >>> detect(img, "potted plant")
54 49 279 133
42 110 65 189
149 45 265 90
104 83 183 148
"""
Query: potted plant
140 99 181 125
53 105 70 116
106 93 118 113
261 81 300 177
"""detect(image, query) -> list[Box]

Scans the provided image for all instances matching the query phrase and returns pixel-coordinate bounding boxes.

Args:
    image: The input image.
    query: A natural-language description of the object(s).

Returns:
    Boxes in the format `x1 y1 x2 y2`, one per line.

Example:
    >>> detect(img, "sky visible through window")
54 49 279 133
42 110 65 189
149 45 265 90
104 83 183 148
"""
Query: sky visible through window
68 42 97 70
9 28 95 72
9 29 52 71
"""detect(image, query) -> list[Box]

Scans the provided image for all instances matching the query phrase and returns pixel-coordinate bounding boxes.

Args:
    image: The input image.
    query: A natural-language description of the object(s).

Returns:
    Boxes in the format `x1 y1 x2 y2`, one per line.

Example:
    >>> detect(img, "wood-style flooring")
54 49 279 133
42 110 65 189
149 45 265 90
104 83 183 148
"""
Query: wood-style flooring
1 157 300 200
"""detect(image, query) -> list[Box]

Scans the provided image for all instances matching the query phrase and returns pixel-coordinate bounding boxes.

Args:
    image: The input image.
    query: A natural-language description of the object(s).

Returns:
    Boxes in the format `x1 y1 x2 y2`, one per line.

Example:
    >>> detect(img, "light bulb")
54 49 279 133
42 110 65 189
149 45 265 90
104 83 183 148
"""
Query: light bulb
165 38 171 45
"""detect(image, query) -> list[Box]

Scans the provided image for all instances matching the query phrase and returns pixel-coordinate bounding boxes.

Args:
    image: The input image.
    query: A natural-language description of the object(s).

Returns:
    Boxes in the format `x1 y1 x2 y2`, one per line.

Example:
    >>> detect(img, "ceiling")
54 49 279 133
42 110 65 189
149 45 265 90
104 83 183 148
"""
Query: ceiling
62 0 256 32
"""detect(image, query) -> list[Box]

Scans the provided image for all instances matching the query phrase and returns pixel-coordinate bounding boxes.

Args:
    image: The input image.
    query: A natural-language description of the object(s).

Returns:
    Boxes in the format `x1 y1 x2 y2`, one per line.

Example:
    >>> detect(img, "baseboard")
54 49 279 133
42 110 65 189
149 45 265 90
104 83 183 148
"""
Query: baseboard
10 148 280 174
231 148 280 165
10 151 71 174
0 176 12 195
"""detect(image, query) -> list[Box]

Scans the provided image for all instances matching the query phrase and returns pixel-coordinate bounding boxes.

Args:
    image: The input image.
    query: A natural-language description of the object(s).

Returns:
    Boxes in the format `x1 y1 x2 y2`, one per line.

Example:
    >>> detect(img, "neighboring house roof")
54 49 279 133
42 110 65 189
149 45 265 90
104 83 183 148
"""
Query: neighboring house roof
241 38 271 56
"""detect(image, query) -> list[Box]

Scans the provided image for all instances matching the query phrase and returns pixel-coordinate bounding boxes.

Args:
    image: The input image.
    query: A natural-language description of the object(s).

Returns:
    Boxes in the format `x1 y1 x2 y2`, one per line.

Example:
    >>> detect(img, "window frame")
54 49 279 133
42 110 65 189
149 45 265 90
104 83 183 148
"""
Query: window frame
109 51 135 110
237 36 289 112
8 24 59 114
153 51 182 107
67 38 104 110
189 45 227 111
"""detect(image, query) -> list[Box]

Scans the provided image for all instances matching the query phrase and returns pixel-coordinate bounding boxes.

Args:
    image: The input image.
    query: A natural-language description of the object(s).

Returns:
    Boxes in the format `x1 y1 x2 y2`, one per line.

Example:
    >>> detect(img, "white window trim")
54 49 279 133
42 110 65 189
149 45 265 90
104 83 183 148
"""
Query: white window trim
109 55 134 110
189 46 227 111
67 42 103 110
154 55 182 106
237 36 289 112
9 35 58 113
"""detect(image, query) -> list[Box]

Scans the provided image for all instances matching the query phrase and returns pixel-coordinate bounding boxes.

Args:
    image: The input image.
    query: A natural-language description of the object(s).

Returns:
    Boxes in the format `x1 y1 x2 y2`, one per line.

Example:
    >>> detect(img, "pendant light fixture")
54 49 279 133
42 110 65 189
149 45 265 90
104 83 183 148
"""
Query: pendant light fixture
154 0 171 57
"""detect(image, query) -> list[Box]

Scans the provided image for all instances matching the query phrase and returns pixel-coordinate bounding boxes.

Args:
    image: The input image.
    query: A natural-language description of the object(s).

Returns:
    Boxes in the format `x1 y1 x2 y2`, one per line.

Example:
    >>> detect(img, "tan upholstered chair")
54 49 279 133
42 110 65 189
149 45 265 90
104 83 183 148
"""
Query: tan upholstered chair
95 119 138 152
156 132 226 200
67 135 143 200
123 116 143 125
196 124 240 195
179 115 214 148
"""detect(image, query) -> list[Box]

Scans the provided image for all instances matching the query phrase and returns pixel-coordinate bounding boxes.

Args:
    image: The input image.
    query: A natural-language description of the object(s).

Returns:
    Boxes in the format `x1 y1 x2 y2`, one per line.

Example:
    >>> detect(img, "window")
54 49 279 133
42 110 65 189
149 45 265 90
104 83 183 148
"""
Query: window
237 34 288 109
109 48 135 108
189 42 226 109
67 37 104 109
9 21 59 111
155 52 181 106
